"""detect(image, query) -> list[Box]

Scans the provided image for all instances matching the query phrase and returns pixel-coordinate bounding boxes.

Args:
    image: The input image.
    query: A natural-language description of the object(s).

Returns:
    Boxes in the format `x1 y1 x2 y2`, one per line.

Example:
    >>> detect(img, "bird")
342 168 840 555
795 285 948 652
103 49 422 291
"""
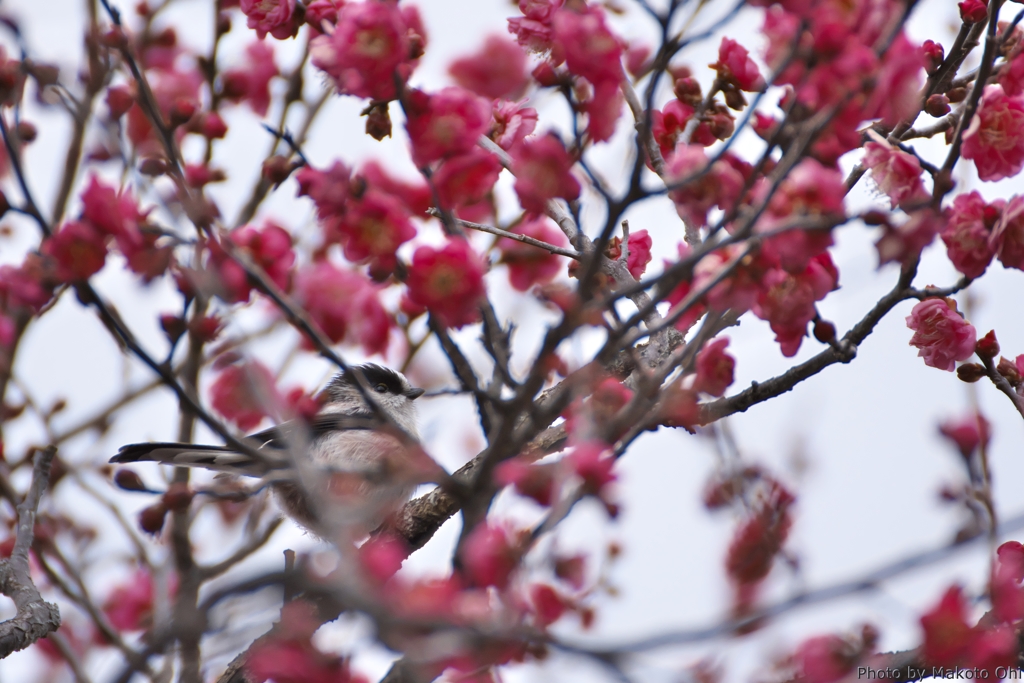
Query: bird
110 364 427 534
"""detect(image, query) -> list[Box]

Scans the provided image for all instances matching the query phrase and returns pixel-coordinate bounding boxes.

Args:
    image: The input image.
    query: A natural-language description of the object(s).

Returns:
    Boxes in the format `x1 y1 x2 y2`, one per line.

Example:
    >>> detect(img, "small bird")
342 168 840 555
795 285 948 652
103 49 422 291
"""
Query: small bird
111 364 427 534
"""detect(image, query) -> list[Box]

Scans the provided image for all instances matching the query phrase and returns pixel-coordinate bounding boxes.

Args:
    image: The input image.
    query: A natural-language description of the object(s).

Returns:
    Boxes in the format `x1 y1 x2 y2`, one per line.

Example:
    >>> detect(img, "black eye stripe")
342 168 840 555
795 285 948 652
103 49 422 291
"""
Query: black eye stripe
338 364 406 395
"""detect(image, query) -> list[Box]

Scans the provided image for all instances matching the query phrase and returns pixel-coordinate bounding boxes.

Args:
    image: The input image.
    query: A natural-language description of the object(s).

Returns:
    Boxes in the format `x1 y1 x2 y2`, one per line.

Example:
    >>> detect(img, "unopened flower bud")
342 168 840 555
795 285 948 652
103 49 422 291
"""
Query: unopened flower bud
138 157 168 176
924 93 951 117
976 330 1000 359
169 98 197 127
813 319 837 344
159 314 186 344
922 40 945 74
997 356 1022 385
106 85 134 118
216 11 231 35
365 103 392 141
956 363 986 383
261 155 293 185
138 503 168 534
958 0 988 23
861 210 889 226
200 112 228 139
162 482 194 511
15 121 36 143
532 61 560 87
947 86 968 103
723 89 747 111
114 468 148 492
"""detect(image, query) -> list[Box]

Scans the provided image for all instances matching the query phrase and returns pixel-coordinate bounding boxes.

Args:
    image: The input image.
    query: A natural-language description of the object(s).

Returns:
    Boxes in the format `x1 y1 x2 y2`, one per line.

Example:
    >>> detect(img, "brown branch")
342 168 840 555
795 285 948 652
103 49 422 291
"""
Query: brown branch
433 211 581 260
981 355 1024 421
0 446 61 658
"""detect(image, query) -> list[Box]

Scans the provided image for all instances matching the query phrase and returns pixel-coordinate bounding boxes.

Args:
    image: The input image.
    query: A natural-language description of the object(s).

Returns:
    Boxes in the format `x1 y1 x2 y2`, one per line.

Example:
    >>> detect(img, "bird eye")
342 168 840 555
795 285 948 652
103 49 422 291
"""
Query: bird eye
374 383 388 393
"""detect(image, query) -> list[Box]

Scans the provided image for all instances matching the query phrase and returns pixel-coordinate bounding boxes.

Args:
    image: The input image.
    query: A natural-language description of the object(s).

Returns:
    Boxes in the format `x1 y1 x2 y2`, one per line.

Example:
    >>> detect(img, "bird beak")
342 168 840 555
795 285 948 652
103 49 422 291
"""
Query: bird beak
405 387 425 400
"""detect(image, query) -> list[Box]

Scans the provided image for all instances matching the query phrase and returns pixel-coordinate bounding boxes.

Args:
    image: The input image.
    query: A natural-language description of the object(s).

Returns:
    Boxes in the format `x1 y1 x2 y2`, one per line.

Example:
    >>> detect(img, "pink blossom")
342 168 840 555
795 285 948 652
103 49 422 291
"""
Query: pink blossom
512 133 581 214
449 35 528 101
240 0 298 40
990 194 1024 270
920 586 974 667
310 1 424 101
962 85 1024 182
726 480 794 586
625 229 652 279
211 222 294 303
875 209 944 267
406 239 487 328
869 32 926 127
1000 51 1024 97
551 6 623 87
358 533 408 584
941 191 997 278
42 221 108 283
651 99 694 157
906 298 977 371
863 141 927 209
692 246 767 315
0 257 54 313
753 253 839 357
581 79 624 142
80 176 143 238
795 635 855 683
666 145 744 227
566 441 617 501
295 161 352 218
104 570 176 632
293 261 391 356
491 100 538 150
359 161 433 217
404 87 492 167
992 541 1024 625
694 337 735 397
495 458 558 507
433 149 502 210
463 522 519 589
529 584 568 627
498 217 568 291
714 37 765 92
331 190 417 274
220 41 278 117
939 412 991 459
209 360 282 431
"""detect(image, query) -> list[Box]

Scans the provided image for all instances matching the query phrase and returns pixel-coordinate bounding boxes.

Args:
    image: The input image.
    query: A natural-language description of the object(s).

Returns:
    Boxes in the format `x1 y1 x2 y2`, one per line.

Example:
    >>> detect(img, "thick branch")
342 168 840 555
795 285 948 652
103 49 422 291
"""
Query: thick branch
0 447 60 658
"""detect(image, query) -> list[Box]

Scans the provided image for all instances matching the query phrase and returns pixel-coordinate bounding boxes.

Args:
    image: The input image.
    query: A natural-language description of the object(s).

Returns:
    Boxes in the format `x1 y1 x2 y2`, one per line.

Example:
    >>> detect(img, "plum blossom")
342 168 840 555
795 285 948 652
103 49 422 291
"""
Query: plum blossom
906 298 977 371
405 87 492 167
714 38 765 92
512 134 581 214
694 337 735 397
962 85 1024 182
240 0 298 40
310 1 425 101
42 221 107 283
491 100 538 150
293 262 391 356
666 145 745 228
406 239 487 328
449 35 528 101
990 194 1024 270
941 191 998 278
863 141 927 209
220 41 279 117
498 217 568 291
939 412 991 460
753 253 839 357
210 360 282 431
433 149 502 210
463 522 520 589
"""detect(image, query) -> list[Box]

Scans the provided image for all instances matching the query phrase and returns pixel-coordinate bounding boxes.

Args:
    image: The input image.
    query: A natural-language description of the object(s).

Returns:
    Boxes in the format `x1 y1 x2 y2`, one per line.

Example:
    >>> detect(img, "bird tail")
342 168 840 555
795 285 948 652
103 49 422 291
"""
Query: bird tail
111 443 273 478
